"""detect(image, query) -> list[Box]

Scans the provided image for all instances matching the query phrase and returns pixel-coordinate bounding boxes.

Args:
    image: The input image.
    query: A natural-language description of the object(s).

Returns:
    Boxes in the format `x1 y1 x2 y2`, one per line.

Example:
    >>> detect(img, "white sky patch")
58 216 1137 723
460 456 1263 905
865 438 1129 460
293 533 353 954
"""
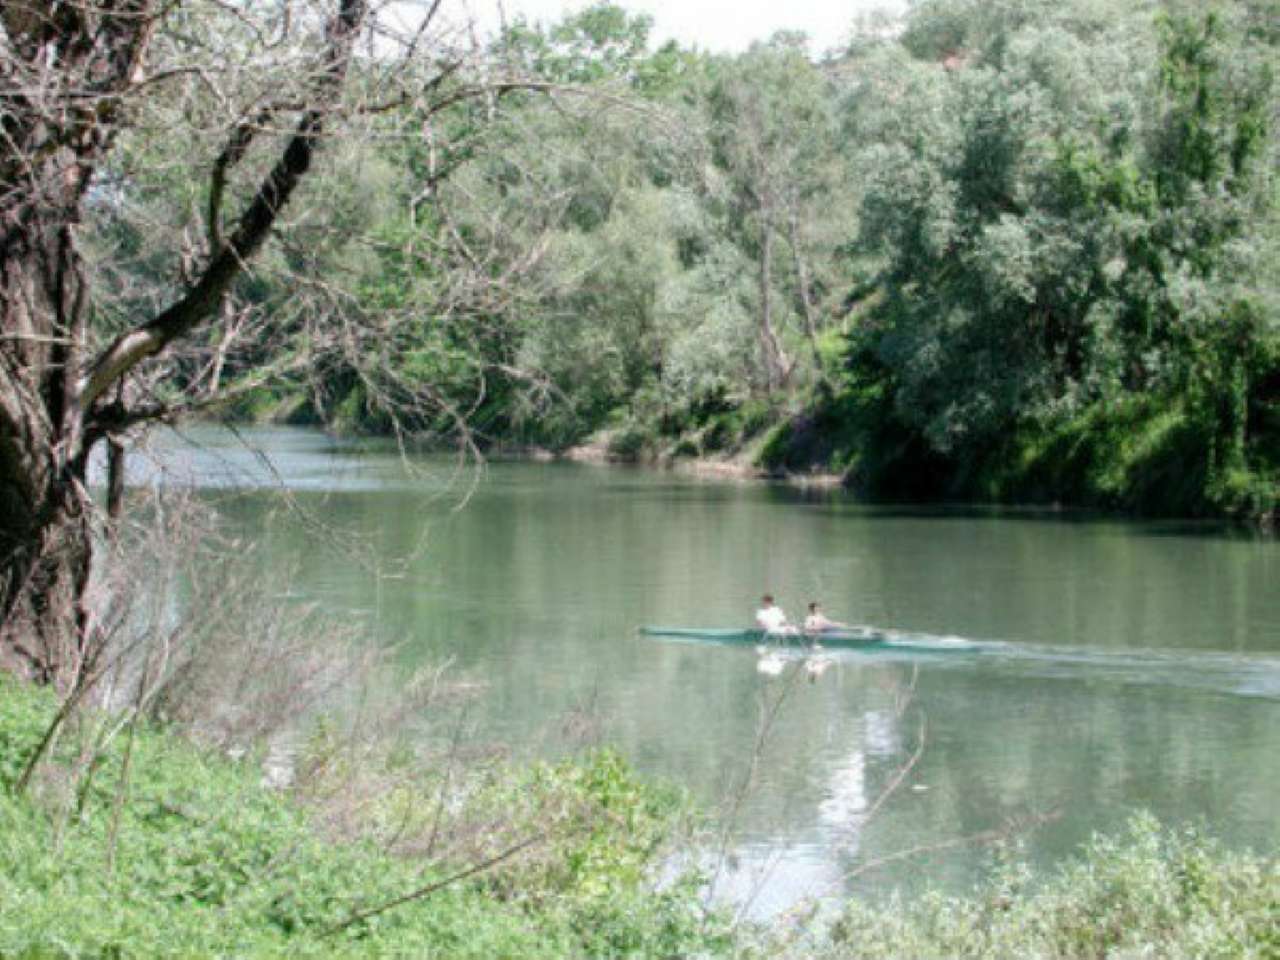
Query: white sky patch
411 0 908 54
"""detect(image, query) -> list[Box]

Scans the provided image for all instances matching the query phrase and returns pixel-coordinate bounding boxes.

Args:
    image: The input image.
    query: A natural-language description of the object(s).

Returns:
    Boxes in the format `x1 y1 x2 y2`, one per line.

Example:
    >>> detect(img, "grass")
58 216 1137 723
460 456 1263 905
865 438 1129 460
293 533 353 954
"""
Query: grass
0 676 727 959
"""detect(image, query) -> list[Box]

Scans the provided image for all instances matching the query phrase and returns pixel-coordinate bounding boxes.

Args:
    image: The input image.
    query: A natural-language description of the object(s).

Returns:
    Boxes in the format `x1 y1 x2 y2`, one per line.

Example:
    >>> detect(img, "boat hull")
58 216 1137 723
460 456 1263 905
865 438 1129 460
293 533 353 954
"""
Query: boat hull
639 625 987 657
639 626 889 648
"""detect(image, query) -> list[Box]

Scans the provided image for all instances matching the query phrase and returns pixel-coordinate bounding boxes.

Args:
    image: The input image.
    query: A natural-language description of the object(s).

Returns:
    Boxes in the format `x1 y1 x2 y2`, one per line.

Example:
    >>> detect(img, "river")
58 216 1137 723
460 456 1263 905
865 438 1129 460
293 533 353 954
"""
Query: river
135 424 1280 916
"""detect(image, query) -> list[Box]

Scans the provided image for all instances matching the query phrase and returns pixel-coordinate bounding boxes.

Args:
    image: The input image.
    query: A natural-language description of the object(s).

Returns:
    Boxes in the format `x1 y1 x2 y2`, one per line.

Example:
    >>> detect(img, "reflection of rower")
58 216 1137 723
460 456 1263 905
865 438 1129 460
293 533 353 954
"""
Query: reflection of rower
754 596 793 675
803 602 849 635
801 601 841 681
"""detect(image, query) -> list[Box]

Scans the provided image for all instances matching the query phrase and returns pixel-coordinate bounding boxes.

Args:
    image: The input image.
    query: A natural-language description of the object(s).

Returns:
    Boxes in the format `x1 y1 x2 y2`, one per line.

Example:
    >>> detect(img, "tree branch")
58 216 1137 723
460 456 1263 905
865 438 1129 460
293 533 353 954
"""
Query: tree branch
321 834 542 937
76 0 370 414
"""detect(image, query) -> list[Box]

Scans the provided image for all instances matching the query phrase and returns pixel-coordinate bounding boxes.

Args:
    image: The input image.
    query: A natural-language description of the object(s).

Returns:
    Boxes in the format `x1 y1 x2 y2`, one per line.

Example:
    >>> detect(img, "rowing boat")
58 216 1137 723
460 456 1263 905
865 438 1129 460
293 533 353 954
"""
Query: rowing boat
638 625 890 648
639 625 984 655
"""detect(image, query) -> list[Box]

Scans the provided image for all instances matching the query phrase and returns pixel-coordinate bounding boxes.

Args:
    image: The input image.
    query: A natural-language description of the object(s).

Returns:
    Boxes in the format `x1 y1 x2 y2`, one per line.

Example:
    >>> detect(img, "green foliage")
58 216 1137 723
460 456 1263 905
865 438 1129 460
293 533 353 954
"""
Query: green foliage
472 751 729 958
0 678 726 959
760 364 951 500
977 396 1223 513
607 387 786 464
774 815 1280 959
824 0 1278 520
499 2 655 85
6 675 1276 958
607 422 656 461
773 374 1278 516
101 0 1278 518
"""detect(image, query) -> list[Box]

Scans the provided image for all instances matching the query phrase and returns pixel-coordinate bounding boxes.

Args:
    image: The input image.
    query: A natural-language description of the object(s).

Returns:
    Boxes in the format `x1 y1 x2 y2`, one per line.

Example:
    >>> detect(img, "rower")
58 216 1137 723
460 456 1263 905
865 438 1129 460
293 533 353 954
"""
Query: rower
754 594 791 634
803 601 848 634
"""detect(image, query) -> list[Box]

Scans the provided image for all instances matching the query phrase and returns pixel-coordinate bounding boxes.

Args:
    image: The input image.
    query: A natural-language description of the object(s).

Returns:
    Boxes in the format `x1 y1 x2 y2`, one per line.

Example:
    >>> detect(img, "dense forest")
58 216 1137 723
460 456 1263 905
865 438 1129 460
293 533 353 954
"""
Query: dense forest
90 0 1280 521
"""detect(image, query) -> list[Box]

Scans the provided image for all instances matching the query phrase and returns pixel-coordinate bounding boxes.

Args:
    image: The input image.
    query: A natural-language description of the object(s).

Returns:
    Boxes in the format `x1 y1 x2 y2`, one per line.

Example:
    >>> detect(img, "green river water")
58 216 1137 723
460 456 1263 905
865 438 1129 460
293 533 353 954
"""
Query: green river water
140 425 1280 916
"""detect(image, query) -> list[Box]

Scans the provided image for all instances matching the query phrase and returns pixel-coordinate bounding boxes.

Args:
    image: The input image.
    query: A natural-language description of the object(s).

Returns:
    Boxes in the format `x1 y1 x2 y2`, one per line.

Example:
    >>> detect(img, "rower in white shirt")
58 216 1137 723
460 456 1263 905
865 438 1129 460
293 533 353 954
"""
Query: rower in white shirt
754 594 793 635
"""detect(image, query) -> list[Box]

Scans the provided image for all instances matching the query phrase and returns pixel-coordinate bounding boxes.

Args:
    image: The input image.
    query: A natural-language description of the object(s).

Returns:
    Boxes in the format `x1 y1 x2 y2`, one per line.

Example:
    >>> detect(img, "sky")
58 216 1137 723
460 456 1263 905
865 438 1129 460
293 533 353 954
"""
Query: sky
438 0 909 54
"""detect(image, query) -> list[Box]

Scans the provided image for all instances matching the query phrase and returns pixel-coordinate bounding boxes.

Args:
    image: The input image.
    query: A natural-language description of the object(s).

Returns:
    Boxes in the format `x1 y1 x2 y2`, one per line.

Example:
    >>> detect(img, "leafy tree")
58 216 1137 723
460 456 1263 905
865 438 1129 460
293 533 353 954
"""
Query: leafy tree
705 35 843 393
842 0 1276 510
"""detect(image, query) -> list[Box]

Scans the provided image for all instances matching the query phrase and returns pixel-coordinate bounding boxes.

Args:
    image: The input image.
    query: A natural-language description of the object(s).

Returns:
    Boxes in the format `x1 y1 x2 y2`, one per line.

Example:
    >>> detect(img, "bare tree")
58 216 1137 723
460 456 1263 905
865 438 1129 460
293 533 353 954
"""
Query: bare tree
0 0 553 683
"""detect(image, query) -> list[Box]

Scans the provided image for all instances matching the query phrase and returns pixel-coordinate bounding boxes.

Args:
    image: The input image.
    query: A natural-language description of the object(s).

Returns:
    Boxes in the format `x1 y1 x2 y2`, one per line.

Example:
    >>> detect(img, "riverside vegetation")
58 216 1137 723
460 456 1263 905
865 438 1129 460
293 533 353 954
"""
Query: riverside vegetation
3 672 1278 958
4 0 1275 689
186 0 1275 523
3 488 1276 957
1 493 1276 960
1 0 1278 957
0 674 728 959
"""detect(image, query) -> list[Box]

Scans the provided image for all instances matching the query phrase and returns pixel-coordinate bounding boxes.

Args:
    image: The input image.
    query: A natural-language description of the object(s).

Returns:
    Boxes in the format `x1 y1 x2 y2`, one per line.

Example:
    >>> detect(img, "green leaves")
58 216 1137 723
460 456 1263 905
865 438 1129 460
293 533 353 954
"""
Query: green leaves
0 679 725 959
790 815 1280 960
824 0 1277 515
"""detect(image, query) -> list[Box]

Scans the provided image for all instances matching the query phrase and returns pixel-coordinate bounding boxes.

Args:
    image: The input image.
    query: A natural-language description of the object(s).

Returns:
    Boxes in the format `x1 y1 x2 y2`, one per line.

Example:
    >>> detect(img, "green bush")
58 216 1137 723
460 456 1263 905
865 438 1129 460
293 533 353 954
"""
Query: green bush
766 815 1279 960
471 751 729 958
607 422 655 461
219 385 296 425
759 371 950 498
690 397 781 456
0 678 727 960
5 673 1277 959
767 375 1277 521
977 395 1277 519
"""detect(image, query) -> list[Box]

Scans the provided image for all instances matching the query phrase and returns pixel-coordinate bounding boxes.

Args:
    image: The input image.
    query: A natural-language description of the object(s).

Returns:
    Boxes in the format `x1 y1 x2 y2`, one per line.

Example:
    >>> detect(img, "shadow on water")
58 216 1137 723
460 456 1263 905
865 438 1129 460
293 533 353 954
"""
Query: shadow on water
766 485 1270 541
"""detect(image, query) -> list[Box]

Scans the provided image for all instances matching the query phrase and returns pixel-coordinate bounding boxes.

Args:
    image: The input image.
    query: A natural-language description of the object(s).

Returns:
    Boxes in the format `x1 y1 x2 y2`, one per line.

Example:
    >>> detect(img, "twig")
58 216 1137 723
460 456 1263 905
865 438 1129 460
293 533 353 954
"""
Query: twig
105 632 166 878
861 711 927 826
707 659 805 910
842 810 1063 883
423 702 471 858
14 661 97 796
321 834 542 937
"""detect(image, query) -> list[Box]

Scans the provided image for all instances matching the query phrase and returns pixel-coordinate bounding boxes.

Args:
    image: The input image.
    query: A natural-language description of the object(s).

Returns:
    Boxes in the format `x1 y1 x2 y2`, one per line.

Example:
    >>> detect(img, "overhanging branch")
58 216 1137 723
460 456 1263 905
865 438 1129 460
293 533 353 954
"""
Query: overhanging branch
76 0 370 415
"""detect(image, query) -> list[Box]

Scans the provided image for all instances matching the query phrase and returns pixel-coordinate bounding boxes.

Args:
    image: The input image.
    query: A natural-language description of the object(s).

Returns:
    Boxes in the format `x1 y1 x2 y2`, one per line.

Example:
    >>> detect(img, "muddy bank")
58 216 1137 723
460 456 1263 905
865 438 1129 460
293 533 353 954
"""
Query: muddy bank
561 432 845 489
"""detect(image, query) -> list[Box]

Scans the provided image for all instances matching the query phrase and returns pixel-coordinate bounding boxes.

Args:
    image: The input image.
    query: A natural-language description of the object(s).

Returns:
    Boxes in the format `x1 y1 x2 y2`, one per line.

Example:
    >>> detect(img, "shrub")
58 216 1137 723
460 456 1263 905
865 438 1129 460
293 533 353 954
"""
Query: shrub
0 678 728 958
765 815 1280 960
607 422 655 461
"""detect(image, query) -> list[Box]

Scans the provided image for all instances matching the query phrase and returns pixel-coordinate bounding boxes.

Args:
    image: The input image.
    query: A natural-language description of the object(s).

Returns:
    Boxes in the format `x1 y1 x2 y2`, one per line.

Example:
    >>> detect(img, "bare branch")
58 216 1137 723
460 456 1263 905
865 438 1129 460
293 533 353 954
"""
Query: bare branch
861 711 926 825
322 833 543 936
77 0 371 414
842 810 1063 883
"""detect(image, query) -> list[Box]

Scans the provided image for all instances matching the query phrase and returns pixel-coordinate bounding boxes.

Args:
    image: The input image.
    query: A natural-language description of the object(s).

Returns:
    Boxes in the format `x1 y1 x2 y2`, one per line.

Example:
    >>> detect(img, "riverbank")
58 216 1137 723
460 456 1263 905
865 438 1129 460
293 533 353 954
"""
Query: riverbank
0 675 729 959
560 421 844 488
554 385 1278 527
6 672 1278 958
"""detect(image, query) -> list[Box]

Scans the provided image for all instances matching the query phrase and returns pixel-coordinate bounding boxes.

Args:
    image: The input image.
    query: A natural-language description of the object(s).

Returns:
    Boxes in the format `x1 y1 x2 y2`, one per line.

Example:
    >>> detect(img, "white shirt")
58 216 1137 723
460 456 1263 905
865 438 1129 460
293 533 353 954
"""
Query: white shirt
755 604 788 632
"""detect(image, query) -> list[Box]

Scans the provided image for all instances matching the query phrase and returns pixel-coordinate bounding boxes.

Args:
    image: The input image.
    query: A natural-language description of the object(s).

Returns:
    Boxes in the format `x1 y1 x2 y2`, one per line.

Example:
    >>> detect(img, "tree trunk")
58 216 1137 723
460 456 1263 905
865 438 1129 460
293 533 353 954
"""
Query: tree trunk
1 0 369 685
0 468 93 686
0 2 156 681
0 216 95 684
787 210 826 380
757 218 790 392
